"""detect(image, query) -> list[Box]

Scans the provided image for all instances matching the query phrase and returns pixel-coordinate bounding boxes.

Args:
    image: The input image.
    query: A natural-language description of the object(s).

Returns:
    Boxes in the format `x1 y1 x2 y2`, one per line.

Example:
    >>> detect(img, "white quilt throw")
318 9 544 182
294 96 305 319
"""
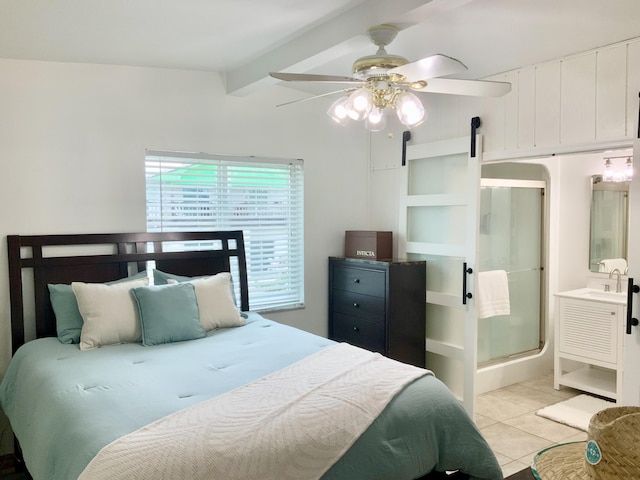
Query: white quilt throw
78 343 429 480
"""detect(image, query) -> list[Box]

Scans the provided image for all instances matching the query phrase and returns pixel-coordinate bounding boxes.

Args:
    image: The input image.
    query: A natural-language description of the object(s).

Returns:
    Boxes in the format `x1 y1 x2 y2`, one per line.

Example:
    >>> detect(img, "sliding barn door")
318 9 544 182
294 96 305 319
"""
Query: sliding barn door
398 135 481 416
623 138 640 406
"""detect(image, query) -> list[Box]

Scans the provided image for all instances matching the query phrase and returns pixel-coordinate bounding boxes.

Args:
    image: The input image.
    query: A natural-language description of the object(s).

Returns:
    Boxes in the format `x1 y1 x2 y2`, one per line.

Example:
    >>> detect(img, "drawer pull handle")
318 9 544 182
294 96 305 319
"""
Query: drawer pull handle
353 278 360 284
353 326 359 332
353 302 359 308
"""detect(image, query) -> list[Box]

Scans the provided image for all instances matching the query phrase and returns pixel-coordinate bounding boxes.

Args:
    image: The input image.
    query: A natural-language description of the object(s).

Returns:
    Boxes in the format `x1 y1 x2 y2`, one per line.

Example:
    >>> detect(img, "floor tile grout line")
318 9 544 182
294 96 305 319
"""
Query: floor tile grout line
476 372 584 476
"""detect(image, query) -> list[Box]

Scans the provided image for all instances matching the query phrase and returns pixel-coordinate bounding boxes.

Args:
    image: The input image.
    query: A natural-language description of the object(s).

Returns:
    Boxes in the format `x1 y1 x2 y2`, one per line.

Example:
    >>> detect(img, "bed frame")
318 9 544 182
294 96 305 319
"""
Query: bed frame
7 230 249 354
5 230 473 480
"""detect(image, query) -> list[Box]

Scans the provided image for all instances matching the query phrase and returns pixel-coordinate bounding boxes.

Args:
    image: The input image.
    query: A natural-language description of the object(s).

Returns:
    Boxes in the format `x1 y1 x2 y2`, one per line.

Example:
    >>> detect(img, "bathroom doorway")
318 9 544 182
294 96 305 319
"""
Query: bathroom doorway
477 178 546 365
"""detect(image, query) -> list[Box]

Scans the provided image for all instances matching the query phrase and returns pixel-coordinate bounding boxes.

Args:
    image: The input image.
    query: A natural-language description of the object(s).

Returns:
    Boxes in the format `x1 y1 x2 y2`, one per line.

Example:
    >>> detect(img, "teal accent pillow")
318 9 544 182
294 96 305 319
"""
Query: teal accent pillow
49 284 83 344
130 282 206 346
153 269 238 306
153 270 195 285
49 271 149 344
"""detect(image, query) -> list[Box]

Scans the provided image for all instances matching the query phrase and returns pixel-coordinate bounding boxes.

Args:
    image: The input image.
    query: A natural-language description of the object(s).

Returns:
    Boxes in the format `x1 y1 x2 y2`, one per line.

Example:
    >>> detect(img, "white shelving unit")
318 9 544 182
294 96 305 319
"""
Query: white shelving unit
554 289 626 401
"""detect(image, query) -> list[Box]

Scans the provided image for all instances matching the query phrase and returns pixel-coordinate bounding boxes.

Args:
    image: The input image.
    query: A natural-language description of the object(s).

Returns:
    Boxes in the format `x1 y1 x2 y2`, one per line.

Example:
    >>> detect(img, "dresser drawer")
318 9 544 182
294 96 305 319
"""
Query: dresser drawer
332 290 385 319
332 266 385 297
331 313 385 352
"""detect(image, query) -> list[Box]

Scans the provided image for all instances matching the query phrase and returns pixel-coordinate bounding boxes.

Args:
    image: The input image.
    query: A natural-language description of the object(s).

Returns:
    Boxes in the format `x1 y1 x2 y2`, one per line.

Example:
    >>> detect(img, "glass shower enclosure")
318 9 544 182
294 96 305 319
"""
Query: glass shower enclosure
477 179 546 365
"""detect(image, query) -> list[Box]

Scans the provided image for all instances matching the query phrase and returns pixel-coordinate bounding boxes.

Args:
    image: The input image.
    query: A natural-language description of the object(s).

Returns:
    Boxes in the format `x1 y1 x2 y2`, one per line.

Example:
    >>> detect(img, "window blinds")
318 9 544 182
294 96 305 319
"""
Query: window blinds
145 150 304 311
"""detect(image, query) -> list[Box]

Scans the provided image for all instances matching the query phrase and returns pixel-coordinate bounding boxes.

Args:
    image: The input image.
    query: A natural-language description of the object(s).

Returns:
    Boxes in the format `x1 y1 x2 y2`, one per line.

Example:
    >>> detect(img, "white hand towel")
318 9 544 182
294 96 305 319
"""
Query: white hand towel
477 270 511 319
598 258 627 274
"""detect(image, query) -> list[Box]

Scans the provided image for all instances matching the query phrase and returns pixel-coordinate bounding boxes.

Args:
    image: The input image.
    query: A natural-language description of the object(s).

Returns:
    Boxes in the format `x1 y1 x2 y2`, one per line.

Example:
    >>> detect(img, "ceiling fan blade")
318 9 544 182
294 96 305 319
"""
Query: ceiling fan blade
276 89 348 108
412 78 512 97
270 72 362 84
389 54 468 81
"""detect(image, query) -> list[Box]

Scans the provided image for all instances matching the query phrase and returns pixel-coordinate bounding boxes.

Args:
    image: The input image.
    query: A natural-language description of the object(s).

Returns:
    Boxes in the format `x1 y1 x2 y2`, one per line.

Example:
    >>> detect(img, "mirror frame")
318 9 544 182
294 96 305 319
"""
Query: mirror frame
589 174 629 273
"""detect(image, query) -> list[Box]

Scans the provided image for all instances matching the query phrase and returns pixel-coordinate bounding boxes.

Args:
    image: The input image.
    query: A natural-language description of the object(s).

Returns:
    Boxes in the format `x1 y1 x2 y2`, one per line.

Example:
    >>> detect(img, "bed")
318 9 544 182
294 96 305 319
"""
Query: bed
1 230 503 480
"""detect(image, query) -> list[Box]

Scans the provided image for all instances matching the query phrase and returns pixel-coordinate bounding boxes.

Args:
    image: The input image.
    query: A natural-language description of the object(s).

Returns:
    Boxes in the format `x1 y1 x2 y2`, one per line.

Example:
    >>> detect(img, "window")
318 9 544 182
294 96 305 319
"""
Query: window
145 150 304 311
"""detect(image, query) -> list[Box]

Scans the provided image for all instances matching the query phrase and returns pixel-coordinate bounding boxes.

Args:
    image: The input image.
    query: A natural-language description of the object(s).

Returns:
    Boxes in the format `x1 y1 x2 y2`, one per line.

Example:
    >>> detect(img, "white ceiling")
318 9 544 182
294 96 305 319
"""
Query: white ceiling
2 0 640 97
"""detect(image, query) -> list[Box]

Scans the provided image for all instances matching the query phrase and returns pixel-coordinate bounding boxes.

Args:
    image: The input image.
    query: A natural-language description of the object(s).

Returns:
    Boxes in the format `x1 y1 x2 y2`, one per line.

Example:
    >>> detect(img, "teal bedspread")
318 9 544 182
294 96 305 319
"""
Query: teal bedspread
0 313 502 480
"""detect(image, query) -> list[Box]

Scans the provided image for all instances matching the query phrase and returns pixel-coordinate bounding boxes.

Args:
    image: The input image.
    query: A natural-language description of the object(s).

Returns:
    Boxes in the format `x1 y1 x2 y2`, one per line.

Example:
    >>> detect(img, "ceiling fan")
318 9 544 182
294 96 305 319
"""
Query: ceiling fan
269 24 511 131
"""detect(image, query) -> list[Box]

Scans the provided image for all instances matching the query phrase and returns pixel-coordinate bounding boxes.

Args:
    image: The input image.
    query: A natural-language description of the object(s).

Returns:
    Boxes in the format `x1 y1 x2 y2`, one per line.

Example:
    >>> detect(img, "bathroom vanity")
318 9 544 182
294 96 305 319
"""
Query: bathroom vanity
554 288 626 401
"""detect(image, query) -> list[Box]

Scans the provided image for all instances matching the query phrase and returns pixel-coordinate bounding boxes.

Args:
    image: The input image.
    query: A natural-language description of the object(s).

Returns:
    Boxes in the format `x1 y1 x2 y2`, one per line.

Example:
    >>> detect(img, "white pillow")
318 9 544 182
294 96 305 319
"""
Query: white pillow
72 278 149 350
169 272 244 330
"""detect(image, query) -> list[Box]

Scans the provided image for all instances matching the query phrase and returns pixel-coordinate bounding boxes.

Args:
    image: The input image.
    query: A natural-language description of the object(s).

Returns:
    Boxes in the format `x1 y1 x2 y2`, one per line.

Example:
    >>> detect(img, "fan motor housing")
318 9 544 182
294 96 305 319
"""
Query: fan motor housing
352 54 408 79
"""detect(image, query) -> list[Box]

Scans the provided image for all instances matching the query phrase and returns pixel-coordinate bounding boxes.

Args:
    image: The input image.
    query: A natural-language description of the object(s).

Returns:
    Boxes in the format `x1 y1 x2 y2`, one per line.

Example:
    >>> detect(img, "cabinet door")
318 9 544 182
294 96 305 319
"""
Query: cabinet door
560 52 596 144
559 299 618 364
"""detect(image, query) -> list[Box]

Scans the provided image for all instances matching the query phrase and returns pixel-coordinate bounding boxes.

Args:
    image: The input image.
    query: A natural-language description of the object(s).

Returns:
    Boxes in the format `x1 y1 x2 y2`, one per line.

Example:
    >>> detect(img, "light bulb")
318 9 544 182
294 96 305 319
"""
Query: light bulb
327 96 351 126
625 157 633 181
365 107 386 132
395 91 425 128
345 88 372 121
603 159 613 181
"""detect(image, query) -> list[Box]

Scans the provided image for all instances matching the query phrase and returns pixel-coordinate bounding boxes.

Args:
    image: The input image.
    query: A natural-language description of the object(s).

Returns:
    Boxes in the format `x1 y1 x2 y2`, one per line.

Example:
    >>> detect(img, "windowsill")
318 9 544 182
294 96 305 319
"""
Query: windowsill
252 303 306 315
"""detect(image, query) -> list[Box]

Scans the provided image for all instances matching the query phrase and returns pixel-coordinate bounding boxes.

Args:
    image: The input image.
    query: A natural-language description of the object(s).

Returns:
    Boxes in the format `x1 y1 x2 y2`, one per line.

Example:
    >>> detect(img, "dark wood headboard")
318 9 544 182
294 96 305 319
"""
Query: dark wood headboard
7 231 249 354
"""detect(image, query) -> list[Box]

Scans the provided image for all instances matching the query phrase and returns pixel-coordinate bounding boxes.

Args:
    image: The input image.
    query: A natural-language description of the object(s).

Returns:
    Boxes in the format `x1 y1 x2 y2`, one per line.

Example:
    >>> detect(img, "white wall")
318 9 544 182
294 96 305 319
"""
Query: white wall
0 58 374 377
553 151 634 290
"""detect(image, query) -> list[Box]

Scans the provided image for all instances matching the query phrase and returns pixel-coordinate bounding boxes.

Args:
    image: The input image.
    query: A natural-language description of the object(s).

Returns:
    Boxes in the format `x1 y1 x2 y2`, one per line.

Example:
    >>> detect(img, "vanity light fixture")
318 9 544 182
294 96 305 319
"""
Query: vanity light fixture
625 157 634 181
604 158 614 181
602 155 633 182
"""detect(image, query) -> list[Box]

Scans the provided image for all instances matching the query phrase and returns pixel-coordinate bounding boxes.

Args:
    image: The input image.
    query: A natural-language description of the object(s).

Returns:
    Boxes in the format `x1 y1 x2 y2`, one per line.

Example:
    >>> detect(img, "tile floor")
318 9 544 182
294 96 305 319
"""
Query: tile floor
476 371 587 478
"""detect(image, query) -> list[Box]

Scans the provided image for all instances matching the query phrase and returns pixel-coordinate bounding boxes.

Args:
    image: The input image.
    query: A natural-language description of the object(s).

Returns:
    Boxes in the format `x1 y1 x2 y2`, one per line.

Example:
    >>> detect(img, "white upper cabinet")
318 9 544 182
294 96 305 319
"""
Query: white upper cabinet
482 37 640 156
561 52 596 144
517 67 536 150
596 44 627 140
627 40 640 138
535 61 562 148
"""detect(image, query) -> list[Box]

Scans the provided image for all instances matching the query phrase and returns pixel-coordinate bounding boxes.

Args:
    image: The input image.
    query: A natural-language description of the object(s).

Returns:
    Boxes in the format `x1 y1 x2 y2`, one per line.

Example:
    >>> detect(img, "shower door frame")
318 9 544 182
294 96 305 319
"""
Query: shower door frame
478 178 547 366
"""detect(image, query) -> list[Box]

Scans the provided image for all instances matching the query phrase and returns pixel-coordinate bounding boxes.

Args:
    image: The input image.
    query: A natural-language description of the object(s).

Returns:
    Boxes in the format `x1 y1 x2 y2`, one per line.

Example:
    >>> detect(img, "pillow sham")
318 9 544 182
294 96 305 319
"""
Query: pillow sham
167 272 245 330
73 277 149 350
131 282 206 346
153 269 239 306
49 271 149 344
49 284 85 344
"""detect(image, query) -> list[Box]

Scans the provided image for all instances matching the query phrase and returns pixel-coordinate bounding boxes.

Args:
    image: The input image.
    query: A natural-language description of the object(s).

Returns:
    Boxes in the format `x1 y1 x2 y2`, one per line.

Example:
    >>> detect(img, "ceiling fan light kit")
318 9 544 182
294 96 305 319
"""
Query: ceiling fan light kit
271 24 512 132
327 83 426 130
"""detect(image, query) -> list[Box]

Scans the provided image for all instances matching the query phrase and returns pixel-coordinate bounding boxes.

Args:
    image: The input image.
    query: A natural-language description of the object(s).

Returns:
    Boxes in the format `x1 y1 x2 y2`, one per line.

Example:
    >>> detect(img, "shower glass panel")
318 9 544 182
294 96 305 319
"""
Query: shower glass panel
478 180 544 364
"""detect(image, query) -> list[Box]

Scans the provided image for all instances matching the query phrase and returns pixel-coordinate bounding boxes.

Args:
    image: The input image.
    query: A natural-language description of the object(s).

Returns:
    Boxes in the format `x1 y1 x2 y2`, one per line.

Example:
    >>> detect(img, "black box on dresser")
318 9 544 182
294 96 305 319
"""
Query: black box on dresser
328 257 426 368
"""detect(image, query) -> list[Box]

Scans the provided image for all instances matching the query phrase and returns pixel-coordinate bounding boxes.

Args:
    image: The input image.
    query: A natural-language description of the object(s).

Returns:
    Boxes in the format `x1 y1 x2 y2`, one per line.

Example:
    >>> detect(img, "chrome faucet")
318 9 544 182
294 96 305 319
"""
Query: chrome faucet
609 268 623 293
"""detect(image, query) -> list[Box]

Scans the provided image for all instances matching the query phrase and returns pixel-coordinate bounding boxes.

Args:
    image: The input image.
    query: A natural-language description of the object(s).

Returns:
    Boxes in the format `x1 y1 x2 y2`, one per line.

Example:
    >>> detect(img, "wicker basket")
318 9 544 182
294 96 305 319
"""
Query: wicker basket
583 406 640 479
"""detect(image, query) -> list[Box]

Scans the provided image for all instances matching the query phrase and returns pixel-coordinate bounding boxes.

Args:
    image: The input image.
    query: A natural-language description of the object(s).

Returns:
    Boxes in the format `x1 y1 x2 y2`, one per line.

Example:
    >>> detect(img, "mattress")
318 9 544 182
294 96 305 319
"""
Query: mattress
0 313 502 480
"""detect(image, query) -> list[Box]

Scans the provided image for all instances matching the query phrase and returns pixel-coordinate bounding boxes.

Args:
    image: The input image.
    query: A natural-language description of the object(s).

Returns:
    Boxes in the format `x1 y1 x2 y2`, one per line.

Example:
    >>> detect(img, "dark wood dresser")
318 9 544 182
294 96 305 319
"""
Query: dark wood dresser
328 257 426 368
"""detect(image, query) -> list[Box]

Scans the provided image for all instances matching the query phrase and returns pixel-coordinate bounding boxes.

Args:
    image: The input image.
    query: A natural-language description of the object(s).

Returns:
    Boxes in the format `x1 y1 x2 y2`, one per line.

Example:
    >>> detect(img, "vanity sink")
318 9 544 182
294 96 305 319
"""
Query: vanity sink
555 286 627 401
556 287 627 305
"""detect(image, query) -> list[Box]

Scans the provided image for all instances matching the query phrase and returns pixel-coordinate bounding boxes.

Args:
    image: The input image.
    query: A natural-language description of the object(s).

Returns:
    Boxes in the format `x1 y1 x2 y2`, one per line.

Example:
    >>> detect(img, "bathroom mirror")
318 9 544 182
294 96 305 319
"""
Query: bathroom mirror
589 175 629 273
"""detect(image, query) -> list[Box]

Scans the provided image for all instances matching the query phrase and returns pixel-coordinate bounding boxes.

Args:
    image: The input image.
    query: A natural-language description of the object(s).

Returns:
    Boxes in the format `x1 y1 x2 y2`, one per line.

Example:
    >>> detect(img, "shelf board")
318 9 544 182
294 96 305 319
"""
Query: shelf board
558 366 616 400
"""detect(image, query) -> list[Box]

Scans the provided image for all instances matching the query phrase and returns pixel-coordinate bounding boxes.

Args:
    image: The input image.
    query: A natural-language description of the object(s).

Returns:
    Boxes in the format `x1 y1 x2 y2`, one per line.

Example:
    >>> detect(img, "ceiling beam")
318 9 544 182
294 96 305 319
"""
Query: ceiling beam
225 0 473 96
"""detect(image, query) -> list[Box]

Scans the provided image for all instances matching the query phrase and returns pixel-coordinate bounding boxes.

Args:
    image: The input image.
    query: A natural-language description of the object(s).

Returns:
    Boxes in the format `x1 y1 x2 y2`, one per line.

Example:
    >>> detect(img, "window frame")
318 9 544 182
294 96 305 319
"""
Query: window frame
145 149 304 312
